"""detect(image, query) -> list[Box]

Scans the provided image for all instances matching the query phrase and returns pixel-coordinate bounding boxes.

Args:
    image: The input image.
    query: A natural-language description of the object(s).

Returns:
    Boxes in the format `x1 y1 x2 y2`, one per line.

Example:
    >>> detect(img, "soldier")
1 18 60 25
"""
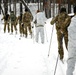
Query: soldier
33 10 47 43
1 11 10 33
17 14 24 37
22 9 32 38
50 7 71 60
66 5 76 75
10 11 17 34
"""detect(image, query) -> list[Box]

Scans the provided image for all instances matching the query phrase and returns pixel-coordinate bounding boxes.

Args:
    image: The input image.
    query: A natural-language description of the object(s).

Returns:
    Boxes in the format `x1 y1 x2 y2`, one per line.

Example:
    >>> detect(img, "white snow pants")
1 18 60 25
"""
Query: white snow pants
35 26 44 43
66 45 76 75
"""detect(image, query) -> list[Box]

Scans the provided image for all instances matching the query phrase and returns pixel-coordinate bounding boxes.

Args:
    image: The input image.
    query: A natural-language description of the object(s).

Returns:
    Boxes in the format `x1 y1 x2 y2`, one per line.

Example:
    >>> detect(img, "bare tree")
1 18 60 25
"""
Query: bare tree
20 0 22 13
3 0 8 14
13 0 17 15
9 0 11 13
68 0 71 13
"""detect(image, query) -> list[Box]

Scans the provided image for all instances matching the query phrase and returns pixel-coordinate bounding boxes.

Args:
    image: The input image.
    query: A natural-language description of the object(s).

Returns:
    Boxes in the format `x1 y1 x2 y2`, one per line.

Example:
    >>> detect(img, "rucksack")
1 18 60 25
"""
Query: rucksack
4 14 9 21
10 14 16 21
23 12 31 22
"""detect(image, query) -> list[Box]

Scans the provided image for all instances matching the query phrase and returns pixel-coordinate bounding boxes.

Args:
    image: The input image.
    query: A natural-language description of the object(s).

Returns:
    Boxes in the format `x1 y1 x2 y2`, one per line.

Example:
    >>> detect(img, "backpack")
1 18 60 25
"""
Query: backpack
10 14 16 21
4 14 9 21
23 12 31 22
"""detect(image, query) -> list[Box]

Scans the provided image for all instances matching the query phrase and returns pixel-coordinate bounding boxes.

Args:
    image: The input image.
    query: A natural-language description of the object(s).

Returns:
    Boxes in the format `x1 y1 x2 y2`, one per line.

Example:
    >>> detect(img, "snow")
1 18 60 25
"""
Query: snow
0 3 75 75
0 14 68 75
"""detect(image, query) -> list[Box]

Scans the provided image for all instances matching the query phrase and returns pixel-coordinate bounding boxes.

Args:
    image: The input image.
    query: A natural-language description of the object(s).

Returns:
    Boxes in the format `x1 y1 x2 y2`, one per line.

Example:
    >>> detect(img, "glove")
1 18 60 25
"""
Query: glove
45 22 46 24
32 26 34 28
34 20 37 24
1 19 3 21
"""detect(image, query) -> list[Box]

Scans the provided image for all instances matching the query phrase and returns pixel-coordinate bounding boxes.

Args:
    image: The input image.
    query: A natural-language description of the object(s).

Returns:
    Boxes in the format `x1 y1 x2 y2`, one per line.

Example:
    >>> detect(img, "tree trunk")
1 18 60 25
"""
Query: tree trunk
43 0 45 10
13 0 16 15
49 0 51 17
38 0 39 10
4 0 8 14
20 0 33 20
53 0 56 17
20 0 23 21
40 0 42 11
9 0 11 13
20 0 23 15
68 0 71 13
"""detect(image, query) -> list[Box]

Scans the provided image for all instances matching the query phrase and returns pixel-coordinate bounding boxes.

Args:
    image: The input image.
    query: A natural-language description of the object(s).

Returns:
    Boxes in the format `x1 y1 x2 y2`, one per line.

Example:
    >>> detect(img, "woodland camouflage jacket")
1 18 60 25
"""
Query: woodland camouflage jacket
22 12 32 23
50 12 71 33
1 14 10 22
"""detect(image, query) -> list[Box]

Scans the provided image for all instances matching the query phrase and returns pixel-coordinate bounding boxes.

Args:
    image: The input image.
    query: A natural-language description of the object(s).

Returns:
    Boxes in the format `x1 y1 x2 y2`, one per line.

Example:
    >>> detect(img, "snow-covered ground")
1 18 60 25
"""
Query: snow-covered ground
0 15 68 75
0 3 76 75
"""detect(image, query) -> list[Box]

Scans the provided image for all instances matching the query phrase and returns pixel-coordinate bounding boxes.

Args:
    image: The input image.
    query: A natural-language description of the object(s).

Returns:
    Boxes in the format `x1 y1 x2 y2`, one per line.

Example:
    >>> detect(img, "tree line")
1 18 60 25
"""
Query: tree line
0 0 76 18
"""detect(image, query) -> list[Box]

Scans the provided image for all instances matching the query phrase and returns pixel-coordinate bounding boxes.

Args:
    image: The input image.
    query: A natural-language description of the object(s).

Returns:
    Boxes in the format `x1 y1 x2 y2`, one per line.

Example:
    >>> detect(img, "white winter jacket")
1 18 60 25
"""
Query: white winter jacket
68 15 76 48
68 15 76 58
33 12 47 27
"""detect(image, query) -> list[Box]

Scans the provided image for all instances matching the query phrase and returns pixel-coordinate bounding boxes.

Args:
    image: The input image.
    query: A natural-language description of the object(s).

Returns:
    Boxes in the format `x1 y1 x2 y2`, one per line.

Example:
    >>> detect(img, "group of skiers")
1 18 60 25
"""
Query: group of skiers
1 11 17 34
1 5 76 75
1 9 32 38
1 9 47 43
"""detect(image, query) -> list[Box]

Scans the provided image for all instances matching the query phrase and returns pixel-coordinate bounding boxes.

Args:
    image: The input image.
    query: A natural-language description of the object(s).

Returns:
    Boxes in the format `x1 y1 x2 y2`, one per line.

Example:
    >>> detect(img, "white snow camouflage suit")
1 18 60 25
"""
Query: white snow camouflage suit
66 15 76 75
33 11 47 43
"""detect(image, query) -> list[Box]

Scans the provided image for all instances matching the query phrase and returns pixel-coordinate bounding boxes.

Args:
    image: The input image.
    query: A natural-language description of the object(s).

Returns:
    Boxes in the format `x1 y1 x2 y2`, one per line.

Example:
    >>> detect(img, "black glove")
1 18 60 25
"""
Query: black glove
32 26 34 28
1 19 3 21
45 22 46 24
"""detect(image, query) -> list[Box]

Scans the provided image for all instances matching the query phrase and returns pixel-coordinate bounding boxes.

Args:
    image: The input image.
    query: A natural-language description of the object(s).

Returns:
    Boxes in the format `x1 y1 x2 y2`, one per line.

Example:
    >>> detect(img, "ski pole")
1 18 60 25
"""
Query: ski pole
31 22 35 43
54 54 59 75
48 25 54 57
32 26 35 43
44 24 48 42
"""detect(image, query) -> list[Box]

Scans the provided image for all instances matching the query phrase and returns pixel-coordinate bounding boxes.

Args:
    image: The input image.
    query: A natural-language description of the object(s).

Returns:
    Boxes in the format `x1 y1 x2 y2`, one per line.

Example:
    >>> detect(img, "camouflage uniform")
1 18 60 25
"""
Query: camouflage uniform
50 9 71 60
22 11 32 38
1 14 10 33
17 15 24 36
10 11 17 34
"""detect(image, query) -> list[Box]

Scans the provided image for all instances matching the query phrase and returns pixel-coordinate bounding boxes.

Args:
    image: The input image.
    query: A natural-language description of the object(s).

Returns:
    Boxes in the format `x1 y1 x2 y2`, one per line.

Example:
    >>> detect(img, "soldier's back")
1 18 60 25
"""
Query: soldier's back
57 13 67 27
23 12 32 22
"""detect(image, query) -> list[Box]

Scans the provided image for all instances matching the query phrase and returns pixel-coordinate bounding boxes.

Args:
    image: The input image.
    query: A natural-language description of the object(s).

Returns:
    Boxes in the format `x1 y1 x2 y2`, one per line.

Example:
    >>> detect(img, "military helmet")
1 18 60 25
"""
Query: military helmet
74 5 76 13
60 7 66 13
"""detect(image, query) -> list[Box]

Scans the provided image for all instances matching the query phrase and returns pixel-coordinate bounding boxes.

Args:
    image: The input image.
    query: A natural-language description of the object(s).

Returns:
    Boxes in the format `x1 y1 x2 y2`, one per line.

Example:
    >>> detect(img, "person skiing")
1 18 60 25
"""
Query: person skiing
22 8 32 38
1 11 10 33
17 14 24 37
33 10 47 44
66 5 76 75
50 7 71 60
10 11 17 34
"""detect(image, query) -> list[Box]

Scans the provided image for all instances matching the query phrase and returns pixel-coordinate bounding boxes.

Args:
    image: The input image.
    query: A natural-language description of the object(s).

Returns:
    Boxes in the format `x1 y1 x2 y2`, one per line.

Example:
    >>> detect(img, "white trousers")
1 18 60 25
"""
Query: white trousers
35 27 44 43
66 45 76 75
